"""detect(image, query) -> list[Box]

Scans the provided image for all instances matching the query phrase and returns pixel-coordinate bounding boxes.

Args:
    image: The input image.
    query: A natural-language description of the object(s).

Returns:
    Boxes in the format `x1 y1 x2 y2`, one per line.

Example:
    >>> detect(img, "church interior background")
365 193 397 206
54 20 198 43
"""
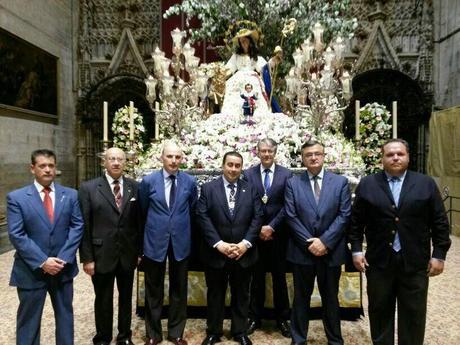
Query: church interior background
0 1 459 343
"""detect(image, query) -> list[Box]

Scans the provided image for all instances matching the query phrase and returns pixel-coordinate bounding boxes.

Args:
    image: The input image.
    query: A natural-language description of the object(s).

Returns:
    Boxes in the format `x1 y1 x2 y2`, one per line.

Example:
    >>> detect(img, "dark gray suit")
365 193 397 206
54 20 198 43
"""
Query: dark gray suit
348 170 451 345
244 164 292 322
197 177 264 337
79 176 140 344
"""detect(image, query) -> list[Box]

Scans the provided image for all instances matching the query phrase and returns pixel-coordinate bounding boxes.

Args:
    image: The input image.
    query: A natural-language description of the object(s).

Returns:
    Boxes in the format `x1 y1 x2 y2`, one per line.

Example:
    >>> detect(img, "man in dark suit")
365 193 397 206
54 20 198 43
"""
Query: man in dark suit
348 138 451 345
285 140 351 345
138 141 198 345
244 138 292 337
197 151 264 345
79 147 140 345
7 149 84 345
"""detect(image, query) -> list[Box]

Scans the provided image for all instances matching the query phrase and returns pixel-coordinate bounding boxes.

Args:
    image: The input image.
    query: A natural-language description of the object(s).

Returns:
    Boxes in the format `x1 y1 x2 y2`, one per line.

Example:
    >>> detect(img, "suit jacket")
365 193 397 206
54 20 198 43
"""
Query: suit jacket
138 170 198 262
284 171 351 266
243 164 293 233
79 176 141 274
348 170 451 272
197 176 264 269
7 183 84 289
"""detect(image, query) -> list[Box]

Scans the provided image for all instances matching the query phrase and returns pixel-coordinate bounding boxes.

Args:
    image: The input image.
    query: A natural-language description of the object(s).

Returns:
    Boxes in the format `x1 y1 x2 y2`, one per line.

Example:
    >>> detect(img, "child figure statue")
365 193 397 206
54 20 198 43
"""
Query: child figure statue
240 83 257 124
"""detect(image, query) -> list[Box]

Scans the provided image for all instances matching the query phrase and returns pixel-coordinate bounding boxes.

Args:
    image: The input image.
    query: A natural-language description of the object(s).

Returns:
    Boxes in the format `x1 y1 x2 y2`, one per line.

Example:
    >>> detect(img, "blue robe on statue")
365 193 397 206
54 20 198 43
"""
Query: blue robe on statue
262 64 282 113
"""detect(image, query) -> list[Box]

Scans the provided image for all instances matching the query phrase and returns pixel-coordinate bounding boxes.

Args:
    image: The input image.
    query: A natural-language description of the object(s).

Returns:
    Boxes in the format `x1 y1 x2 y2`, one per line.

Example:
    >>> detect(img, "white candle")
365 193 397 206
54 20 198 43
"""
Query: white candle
355 100 360 140
103 101 108 142
392 101 397 138
129 101 134 141
155 102 160 139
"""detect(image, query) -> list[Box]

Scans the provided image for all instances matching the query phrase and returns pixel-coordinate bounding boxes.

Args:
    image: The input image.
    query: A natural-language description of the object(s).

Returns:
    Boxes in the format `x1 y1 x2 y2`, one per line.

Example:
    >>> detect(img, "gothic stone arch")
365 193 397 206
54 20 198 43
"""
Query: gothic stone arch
76 74 154 184
344 69 430 171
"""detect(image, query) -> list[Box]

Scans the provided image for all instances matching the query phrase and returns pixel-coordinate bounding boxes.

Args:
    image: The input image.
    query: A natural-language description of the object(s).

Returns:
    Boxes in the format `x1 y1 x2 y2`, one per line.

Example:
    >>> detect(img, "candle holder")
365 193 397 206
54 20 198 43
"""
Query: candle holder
125 140 138 178
285 22 353 135
96 140 111 164
145 28 210 137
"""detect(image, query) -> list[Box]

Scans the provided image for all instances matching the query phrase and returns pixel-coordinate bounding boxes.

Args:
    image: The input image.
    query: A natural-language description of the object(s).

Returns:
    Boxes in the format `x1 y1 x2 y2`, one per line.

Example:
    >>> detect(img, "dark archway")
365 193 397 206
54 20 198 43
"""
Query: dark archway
76 74 155 183
343 69 431 172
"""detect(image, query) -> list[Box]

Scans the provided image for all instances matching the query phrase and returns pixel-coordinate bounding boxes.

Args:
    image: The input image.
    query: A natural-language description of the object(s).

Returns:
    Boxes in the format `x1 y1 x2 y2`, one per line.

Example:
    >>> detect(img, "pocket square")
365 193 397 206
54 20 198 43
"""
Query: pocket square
130 197 136 201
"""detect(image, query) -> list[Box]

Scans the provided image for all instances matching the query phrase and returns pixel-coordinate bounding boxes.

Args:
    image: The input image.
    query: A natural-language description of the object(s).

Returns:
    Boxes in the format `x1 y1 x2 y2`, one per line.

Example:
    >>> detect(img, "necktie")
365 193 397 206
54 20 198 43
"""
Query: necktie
42 187 54 223
228 183 236 216
113 180 122 209
263 168 271 193
313 175 321 204
389 176 401 252
169 175 176 210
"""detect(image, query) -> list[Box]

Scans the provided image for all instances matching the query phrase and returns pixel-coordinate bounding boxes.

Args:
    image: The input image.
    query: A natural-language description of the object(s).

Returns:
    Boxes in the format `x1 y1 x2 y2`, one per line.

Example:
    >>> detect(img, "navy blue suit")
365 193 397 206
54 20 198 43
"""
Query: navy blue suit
244 164 292 322
197 176 264 337
285 171 351 345
138 170 198 341
7 183 84 345
348 170 451 345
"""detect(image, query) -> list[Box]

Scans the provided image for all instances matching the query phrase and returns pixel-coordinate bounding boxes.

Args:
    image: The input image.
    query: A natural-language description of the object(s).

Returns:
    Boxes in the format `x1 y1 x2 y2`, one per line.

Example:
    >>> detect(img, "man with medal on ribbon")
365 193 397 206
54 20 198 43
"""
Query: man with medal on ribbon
243 138 293 337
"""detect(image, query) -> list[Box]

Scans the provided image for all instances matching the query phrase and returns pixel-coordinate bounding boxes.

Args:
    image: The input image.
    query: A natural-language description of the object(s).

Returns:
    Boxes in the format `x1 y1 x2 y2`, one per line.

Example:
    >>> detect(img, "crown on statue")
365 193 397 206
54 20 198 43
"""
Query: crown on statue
225 20 264 51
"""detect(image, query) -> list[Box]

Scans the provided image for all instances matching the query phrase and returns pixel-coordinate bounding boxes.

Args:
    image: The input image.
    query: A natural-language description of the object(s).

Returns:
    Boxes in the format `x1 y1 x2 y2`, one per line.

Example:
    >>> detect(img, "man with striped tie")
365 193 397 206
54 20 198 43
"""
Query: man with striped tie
197 151 264 345
79 147 141 345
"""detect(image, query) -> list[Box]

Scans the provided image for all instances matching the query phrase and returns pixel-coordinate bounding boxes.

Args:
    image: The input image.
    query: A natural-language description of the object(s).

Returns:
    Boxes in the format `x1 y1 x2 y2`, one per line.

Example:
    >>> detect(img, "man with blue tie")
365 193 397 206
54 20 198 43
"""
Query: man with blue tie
285 140 351 345
7 149 84 345
348 138 451 345
138 141 198 345
244 138 292 337
197 151 264 345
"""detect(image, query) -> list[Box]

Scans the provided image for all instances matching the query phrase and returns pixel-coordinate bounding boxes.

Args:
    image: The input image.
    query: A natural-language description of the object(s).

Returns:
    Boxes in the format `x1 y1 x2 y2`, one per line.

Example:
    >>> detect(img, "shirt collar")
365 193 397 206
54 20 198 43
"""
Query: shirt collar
34 180 55 193
105 172 123 185
260 163 275 174
307 168 324 180
222 175 237 187
385 170 407 182
162 169 178 180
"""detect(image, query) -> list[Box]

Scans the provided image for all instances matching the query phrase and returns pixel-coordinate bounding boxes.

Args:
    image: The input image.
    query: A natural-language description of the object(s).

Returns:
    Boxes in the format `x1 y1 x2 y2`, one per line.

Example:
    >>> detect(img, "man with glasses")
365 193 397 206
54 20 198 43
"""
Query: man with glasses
284 140 351 345
79 147 141 345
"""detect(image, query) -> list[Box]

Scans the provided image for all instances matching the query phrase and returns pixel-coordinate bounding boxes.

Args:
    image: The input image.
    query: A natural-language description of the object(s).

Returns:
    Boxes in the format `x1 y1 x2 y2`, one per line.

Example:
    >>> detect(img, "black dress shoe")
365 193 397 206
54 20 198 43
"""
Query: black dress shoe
234 335 252 345
201 335 221 345
277 320 291 338
246 319 261 335
117 340 135 345
167 336 188 345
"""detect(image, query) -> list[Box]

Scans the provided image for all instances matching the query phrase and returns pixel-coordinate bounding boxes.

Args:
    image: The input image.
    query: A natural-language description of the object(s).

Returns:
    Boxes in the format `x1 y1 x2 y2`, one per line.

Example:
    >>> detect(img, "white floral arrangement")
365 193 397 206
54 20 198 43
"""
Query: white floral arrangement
138 111 365 179
357 103 393 174
112 105 146 157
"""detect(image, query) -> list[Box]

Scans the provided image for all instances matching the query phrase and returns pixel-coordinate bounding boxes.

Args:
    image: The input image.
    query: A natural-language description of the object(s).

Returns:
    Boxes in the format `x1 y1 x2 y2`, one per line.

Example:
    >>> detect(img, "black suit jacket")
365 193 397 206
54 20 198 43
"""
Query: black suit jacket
348 170 451 272
196 177 264 269
79 176 141 274
243 164 293 233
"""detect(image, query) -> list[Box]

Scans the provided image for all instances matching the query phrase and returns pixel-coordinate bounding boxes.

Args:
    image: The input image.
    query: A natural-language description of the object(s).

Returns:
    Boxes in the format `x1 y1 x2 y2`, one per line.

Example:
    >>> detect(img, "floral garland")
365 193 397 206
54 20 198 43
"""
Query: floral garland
357 103 393 174
112 105 146 159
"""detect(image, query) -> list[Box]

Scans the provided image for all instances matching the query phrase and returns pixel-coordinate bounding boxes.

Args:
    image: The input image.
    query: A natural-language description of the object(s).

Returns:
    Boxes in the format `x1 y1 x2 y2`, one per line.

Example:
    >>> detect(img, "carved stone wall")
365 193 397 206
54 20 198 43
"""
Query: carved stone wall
76 0 160 182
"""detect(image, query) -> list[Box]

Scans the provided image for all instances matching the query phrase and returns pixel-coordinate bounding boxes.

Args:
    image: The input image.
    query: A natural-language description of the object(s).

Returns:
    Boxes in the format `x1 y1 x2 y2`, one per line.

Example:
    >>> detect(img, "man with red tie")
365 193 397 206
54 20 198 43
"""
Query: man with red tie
7 149 84 345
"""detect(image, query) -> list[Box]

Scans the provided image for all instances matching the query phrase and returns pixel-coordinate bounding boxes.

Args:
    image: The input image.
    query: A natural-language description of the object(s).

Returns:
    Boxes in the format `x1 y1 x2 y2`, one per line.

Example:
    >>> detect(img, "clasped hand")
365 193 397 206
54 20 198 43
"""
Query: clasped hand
217 242 248 260
307 237 328 256
42 257 66 275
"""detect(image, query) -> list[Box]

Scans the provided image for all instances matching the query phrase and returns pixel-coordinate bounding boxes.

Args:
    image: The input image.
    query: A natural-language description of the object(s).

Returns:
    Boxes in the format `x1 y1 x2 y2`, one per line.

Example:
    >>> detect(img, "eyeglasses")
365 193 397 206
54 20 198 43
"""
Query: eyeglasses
107 157 125 163
304 152 324 158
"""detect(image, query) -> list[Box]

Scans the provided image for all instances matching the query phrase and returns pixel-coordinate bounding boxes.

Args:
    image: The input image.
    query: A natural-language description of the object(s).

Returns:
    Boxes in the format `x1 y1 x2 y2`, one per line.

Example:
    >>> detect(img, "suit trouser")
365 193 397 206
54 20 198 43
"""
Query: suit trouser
290 260 343 345
366 251 428 345
249 238 290 322
143 252 188 341
205 261 252 338
91 261 135 344
16 279 74 345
